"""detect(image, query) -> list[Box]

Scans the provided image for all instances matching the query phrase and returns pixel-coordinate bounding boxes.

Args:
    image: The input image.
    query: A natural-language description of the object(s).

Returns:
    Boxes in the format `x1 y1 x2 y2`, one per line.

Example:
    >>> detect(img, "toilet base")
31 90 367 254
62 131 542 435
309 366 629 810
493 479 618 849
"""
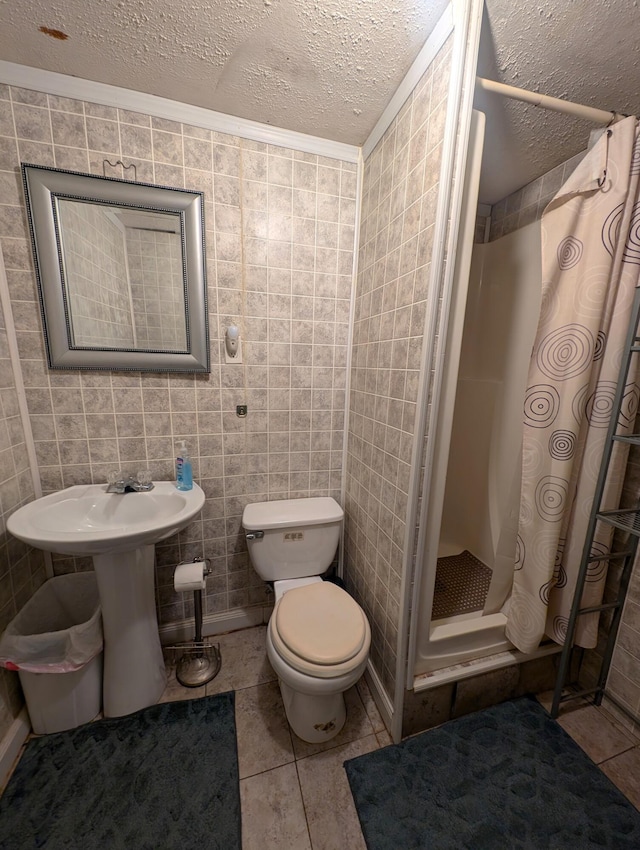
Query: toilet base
278 678 346 743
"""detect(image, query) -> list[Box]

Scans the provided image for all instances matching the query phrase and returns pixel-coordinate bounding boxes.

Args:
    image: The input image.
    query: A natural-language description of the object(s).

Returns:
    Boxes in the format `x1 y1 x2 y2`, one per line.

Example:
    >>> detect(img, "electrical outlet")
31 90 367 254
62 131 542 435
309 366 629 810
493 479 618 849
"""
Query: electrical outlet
224 339 242 364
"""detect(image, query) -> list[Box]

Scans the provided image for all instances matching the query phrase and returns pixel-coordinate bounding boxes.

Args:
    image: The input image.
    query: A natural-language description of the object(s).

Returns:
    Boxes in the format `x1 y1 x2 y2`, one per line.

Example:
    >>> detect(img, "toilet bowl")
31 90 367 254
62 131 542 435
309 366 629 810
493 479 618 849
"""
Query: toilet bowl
242 497 371 743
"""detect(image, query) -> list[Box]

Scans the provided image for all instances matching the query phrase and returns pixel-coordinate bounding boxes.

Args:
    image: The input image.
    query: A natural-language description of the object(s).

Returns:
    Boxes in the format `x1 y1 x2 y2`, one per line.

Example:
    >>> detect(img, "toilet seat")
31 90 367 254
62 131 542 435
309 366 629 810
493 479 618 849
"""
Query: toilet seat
270 582 370 679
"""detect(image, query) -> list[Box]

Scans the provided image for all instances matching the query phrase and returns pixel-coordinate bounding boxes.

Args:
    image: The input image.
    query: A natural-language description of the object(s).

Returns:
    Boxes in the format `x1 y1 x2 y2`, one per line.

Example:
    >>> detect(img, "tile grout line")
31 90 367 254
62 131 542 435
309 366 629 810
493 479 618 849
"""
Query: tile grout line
293 756 315 850
596 742 638 768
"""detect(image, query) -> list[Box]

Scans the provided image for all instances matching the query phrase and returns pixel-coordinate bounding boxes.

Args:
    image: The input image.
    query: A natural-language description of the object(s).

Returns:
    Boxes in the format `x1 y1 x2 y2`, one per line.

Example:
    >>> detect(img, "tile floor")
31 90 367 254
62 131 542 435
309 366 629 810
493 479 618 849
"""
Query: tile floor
162 625 389 850
160 626 640 848
4 625 640 848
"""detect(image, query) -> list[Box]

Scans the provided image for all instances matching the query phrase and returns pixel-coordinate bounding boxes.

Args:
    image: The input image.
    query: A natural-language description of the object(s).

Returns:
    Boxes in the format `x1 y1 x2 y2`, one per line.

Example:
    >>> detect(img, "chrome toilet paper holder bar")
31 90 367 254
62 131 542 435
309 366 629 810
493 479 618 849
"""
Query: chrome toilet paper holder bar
166 556 221 688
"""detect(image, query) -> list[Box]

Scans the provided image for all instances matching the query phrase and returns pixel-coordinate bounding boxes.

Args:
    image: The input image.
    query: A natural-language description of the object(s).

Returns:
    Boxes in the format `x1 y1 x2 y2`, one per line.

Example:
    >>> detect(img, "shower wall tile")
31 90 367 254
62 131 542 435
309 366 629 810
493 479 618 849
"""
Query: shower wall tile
0 84 356 630
343 36 453 701
488 150 587 241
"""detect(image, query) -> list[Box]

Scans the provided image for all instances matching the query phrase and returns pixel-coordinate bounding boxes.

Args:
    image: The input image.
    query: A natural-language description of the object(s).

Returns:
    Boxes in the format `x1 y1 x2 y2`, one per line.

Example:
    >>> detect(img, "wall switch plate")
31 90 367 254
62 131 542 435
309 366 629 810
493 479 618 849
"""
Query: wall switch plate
224 339 242 364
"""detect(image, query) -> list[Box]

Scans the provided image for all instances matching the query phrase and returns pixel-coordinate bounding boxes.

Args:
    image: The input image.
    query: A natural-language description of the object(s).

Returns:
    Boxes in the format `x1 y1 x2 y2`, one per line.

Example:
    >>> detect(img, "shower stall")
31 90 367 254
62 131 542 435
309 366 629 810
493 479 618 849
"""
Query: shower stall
411 110 544 677
407 76 616 686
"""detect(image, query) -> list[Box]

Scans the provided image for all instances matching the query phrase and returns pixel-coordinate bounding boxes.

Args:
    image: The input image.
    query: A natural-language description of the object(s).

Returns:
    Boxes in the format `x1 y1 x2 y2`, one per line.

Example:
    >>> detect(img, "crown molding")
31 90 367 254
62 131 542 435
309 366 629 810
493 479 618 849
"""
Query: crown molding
0 61 360 163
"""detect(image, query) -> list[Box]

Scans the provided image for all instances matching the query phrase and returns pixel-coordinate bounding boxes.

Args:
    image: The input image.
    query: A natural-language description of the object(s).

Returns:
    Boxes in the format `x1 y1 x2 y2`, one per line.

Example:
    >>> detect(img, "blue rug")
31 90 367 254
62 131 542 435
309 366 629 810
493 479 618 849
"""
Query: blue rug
0 693 240 849
345 695 640 849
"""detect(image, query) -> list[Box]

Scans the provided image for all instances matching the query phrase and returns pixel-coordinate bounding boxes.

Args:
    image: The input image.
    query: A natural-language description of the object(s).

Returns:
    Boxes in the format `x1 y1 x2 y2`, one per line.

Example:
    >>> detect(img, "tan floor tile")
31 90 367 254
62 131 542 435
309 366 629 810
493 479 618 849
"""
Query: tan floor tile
558 704 636 764
240 762 311 850
376 729 393 747
600 746 640 809
297 734 378 850
159 665 206 703
536 690 589 717
206 625 275 695
357 675 387 733
601 698 640 743
291 685 374 759
235 681 295 779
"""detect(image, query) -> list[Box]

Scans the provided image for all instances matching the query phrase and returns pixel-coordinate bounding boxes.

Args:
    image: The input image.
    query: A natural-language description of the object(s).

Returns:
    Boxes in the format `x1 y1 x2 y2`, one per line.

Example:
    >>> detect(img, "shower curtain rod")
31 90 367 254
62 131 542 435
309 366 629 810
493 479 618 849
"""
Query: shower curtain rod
476 77 615 125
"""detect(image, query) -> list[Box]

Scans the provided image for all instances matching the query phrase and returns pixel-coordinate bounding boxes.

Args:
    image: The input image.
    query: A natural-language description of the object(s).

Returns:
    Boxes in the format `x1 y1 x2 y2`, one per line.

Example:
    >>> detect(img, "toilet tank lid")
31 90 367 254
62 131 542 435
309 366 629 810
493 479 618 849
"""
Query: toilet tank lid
243 497 343 530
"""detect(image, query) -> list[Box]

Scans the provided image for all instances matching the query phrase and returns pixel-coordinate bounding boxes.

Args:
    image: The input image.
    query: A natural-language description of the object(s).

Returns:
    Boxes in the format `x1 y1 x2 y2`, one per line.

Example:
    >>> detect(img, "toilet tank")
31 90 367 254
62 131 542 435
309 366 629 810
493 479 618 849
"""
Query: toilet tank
242 497 343 581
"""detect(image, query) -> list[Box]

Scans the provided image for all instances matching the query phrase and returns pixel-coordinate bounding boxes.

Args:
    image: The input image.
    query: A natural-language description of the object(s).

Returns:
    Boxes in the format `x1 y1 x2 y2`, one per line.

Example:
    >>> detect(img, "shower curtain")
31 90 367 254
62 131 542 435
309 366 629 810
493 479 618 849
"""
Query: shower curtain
506 116 640 655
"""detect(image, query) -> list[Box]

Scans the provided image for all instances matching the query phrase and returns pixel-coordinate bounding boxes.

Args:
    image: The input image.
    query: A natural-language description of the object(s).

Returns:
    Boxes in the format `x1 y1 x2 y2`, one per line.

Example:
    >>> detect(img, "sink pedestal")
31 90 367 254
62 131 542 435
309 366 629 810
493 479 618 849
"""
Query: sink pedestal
93 544 167 717
6 482 205 718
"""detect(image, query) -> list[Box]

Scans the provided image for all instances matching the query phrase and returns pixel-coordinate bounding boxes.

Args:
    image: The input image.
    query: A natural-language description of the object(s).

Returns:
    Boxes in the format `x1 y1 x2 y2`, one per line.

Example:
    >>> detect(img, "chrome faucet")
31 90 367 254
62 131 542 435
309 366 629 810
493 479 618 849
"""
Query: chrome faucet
106 470 155 493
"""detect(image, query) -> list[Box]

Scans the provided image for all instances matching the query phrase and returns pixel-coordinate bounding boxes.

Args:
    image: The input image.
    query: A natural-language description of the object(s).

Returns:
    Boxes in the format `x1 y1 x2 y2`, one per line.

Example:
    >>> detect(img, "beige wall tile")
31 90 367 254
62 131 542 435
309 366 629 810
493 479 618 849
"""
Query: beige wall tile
1 87 356 640
0 311 46 742
344 36 453 704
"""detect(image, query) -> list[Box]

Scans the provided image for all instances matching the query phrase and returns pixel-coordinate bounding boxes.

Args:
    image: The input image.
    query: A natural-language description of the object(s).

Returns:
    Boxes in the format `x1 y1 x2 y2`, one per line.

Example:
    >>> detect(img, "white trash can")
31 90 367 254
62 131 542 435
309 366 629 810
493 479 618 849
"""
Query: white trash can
0 573 103 734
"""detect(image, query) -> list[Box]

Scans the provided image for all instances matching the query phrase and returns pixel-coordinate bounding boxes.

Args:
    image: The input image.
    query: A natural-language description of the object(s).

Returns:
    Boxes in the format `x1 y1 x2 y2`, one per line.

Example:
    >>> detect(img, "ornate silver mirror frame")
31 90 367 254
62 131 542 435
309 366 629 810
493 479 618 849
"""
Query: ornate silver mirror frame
21 163 210 372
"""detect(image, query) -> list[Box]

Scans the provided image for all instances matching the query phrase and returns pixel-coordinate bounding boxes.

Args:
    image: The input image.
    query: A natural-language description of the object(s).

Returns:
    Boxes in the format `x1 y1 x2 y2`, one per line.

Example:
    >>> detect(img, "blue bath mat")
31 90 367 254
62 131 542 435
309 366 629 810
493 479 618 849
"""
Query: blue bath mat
0 693 240 849
345 695 640 849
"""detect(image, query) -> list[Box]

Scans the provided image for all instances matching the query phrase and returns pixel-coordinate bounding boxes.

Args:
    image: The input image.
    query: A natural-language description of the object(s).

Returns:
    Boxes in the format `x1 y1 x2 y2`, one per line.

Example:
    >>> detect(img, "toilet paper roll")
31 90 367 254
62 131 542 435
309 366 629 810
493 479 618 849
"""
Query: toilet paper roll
174 561 206 593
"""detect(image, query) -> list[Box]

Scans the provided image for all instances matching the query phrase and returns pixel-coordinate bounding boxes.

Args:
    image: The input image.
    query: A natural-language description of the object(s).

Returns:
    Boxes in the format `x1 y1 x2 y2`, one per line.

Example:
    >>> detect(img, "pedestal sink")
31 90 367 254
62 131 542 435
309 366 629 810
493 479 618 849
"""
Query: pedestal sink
7 482 205 717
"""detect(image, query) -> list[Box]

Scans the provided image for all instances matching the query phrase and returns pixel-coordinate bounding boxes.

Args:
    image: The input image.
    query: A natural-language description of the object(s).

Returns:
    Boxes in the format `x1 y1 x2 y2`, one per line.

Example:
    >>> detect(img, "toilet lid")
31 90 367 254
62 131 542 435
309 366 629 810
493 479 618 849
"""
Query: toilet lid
273 582 367 666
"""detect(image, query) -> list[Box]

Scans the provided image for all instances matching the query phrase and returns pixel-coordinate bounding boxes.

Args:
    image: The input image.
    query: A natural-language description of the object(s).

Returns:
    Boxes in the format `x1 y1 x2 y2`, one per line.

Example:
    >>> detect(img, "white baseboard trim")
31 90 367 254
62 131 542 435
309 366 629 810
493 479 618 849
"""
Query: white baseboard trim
158 605 271 645
364 660 394 736
0 707 30 790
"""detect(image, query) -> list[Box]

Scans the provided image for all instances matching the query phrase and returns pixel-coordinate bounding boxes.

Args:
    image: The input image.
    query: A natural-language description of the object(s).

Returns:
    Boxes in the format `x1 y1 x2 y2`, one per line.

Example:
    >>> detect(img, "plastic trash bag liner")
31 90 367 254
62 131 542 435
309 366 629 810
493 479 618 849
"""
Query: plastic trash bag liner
0 572 102 673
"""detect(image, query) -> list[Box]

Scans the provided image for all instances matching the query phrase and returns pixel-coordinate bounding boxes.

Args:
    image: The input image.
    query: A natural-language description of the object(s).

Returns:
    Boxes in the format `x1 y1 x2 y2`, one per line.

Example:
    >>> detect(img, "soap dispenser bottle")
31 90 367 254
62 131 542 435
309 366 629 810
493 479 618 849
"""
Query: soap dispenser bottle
175 440 193 491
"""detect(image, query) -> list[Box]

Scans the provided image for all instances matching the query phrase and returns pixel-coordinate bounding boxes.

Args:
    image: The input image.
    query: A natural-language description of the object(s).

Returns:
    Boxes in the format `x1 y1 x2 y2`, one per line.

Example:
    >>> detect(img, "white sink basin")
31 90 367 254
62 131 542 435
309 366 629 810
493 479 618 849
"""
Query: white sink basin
7 481 205 555
7 480 206 718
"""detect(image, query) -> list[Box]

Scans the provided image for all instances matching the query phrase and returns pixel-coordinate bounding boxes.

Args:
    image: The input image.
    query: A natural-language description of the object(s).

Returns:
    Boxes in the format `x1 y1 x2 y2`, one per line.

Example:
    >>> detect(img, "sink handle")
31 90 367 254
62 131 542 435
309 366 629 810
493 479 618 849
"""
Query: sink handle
106 470 155 493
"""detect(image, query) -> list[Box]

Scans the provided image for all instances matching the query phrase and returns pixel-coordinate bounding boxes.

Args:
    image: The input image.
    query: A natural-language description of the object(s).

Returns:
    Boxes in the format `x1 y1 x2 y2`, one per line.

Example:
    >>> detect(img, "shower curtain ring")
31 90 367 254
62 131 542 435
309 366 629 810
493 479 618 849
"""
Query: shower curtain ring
597 129 613 189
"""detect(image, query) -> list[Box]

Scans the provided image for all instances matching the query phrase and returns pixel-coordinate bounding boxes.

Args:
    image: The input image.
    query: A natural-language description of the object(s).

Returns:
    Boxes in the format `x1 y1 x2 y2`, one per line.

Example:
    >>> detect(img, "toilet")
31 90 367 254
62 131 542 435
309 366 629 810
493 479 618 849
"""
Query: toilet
242 497 371 743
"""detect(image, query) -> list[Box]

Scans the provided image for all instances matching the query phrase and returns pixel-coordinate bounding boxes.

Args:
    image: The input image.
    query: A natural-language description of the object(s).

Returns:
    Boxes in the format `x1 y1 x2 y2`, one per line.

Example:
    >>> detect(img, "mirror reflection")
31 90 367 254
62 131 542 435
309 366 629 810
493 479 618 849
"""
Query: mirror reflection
56 201 187 352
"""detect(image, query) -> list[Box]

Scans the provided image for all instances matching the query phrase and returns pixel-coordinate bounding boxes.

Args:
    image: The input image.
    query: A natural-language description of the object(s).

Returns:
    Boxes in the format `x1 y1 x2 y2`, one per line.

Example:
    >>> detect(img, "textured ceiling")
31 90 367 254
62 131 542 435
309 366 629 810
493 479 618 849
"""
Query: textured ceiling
477 0 640 204
0 0 449 146
1 1 638 205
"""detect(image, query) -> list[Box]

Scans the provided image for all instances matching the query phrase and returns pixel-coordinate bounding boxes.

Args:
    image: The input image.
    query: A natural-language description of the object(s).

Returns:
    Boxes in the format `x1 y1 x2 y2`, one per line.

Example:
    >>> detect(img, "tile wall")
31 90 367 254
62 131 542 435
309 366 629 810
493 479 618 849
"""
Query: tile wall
0 82 356 629
488 150 586 242
343 37 453 699
0 286 46 742
58 201 135 347
126 228 186 350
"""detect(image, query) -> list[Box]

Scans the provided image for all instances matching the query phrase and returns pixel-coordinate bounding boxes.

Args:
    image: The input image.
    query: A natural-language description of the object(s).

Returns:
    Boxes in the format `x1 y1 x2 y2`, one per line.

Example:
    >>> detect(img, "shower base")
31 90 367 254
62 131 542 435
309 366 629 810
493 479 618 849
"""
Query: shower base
432 550 492 620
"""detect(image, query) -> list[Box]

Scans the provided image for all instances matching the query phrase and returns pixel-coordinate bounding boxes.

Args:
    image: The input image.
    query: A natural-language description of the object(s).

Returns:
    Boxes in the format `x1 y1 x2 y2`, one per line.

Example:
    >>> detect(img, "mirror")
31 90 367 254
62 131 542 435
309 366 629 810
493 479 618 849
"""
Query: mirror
21 164 210 372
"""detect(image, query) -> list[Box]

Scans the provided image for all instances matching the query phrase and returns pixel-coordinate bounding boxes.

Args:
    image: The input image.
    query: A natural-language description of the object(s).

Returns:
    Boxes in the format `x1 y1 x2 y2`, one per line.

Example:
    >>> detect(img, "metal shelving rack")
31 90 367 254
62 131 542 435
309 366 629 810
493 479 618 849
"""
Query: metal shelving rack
551 286 640 718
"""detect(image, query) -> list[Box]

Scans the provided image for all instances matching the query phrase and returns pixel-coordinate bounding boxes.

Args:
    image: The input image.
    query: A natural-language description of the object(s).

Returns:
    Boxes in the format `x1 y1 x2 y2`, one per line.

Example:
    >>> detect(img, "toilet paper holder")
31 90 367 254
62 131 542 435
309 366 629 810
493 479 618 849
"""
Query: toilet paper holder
166 556 221 688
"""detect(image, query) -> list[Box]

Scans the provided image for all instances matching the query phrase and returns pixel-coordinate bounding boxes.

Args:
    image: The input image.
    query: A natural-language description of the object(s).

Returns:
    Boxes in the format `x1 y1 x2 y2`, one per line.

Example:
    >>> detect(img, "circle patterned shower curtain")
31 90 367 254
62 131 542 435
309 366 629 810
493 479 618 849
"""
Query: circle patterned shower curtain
506 116 640 654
